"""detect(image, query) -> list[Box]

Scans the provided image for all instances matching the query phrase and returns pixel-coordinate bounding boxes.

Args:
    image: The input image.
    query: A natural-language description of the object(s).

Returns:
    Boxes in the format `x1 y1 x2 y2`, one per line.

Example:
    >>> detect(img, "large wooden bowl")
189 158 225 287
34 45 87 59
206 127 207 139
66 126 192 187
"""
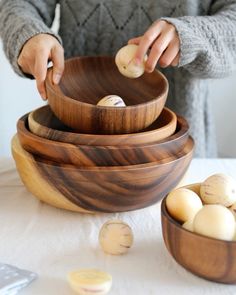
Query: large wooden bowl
28 106 177 146
161 183 236 284
18 113 188 166
45 56 168 134
12 135 194 213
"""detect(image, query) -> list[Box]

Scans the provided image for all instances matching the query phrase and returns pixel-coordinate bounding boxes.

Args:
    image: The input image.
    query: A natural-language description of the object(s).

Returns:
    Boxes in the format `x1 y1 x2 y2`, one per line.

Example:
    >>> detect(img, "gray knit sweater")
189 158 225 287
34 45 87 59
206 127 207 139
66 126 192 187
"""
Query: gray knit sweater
1 0 236 157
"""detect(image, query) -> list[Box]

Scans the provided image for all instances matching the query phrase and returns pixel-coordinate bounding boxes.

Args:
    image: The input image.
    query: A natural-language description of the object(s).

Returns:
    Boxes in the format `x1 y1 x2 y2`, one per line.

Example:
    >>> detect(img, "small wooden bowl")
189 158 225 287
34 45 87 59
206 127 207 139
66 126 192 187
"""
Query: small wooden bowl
12 135 194 213
18 113 187 166
161 183 236 284
45 56 168 134
29 106 177 146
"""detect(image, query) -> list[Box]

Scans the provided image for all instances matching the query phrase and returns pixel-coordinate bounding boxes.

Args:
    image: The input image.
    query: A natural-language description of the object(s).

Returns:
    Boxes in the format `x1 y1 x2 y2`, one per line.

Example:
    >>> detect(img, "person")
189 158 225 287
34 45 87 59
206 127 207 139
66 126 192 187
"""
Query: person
0 1 236 157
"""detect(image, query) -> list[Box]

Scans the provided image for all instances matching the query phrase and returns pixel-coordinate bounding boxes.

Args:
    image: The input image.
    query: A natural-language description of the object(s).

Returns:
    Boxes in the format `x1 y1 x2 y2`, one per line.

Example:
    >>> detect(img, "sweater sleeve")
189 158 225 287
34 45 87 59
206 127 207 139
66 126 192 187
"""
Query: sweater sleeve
0 0 60 77
162 0 236 78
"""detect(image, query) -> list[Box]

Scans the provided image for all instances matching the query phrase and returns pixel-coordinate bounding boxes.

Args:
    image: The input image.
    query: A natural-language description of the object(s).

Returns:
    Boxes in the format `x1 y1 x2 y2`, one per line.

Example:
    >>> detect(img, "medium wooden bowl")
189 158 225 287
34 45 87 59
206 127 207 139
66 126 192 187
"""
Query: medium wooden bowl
18 113 188 166
45 56 168 134
28 105 177 146
12 135 194 213
161 183 236 284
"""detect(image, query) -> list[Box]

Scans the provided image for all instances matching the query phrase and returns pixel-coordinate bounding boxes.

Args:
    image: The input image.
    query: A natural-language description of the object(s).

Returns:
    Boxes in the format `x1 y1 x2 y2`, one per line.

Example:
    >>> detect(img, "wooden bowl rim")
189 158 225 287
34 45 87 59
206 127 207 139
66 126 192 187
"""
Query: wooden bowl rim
12 134 193 213
161 183 236 244
45 56 169 110
28 106 183 146
22 136 194 173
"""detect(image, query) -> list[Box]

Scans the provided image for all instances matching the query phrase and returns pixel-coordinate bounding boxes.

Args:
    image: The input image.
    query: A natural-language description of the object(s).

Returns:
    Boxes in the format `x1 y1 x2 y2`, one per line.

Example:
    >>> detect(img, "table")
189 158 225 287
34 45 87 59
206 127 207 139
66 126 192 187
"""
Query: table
1 158 236 295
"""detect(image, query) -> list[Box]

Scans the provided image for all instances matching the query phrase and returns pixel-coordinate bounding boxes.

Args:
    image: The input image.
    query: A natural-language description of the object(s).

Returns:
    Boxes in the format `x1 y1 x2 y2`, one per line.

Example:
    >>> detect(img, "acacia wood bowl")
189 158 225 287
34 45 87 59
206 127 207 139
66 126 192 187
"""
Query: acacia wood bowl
161 183 236 284
12 135 194 213
18 112 188 166
28 105 177 146
45 56 168 134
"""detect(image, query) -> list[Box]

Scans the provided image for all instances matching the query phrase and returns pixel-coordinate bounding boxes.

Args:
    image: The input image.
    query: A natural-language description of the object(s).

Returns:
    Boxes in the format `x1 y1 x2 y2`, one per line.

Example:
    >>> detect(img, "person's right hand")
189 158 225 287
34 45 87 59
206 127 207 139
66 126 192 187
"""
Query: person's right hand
17 33 64 100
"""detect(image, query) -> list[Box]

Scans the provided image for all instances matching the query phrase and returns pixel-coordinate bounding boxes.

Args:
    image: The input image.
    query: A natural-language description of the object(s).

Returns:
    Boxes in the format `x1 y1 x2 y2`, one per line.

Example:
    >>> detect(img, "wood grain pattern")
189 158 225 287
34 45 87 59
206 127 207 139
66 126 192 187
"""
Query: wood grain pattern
18 112 188 166
11 135 92 214
28 105 178 146
45 56 168 134
161 184 236 284
12 135 194 213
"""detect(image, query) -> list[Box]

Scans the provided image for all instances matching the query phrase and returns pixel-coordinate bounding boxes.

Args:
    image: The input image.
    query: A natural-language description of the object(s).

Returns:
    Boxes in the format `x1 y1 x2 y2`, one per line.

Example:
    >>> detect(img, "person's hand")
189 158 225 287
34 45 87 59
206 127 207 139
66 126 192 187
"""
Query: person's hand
128 20 180 73
17 33 64 100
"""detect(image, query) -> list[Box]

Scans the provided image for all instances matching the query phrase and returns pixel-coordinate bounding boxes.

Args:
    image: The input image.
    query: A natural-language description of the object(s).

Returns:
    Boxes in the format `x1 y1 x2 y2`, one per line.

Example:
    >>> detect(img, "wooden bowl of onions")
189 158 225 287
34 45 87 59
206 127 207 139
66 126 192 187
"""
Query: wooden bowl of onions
45 56 168 134
161 179 236 284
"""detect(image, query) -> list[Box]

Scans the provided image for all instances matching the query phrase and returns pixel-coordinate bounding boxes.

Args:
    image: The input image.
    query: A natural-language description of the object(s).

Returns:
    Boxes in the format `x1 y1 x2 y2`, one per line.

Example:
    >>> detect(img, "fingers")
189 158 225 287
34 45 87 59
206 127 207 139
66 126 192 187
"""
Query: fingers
145 30 174 72
134 22 163 64
128 36 142 45
34 49 49 100
128 20 180 71
171 53 180 66
158 39 180 68
51 45 64 84
16 34 65 100
34 44 64 99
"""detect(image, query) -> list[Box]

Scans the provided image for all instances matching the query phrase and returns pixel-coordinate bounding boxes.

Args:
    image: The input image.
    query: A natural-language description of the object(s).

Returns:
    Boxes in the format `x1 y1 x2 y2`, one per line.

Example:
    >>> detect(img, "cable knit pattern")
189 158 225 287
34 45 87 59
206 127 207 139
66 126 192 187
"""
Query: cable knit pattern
0 0 236 157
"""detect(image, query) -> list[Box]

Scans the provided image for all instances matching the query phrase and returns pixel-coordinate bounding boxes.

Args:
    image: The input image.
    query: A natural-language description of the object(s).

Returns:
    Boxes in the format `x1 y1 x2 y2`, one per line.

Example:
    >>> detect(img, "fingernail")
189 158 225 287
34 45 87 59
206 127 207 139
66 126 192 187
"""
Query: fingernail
133 58 141 66
53 73 61 84
40 92 47 100
145 65 152 73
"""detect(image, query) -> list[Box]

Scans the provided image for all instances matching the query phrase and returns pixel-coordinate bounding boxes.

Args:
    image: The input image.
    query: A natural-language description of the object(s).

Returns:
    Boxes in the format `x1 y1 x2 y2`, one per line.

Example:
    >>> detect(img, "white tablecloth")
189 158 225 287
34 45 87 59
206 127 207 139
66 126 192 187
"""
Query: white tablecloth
1 158 236 295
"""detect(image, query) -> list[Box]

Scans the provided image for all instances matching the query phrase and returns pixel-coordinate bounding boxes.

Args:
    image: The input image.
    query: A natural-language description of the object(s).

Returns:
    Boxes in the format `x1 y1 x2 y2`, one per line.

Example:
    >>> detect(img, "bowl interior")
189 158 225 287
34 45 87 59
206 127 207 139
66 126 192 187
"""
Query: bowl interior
161 183 236 284
57 56 167 106
162 183 236 243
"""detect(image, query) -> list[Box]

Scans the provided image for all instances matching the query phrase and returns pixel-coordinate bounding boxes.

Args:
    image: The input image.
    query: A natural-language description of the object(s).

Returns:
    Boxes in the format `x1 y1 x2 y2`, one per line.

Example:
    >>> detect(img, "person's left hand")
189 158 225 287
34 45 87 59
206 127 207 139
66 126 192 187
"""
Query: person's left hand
128 20 180 72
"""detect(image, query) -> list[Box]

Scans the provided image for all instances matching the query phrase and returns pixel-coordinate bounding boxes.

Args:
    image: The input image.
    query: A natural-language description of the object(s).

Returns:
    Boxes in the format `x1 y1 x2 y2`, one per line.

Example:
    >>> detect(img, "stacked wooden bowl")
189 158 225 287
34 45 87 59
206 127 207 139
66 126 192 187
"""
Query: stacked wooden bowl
12 56 194 213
